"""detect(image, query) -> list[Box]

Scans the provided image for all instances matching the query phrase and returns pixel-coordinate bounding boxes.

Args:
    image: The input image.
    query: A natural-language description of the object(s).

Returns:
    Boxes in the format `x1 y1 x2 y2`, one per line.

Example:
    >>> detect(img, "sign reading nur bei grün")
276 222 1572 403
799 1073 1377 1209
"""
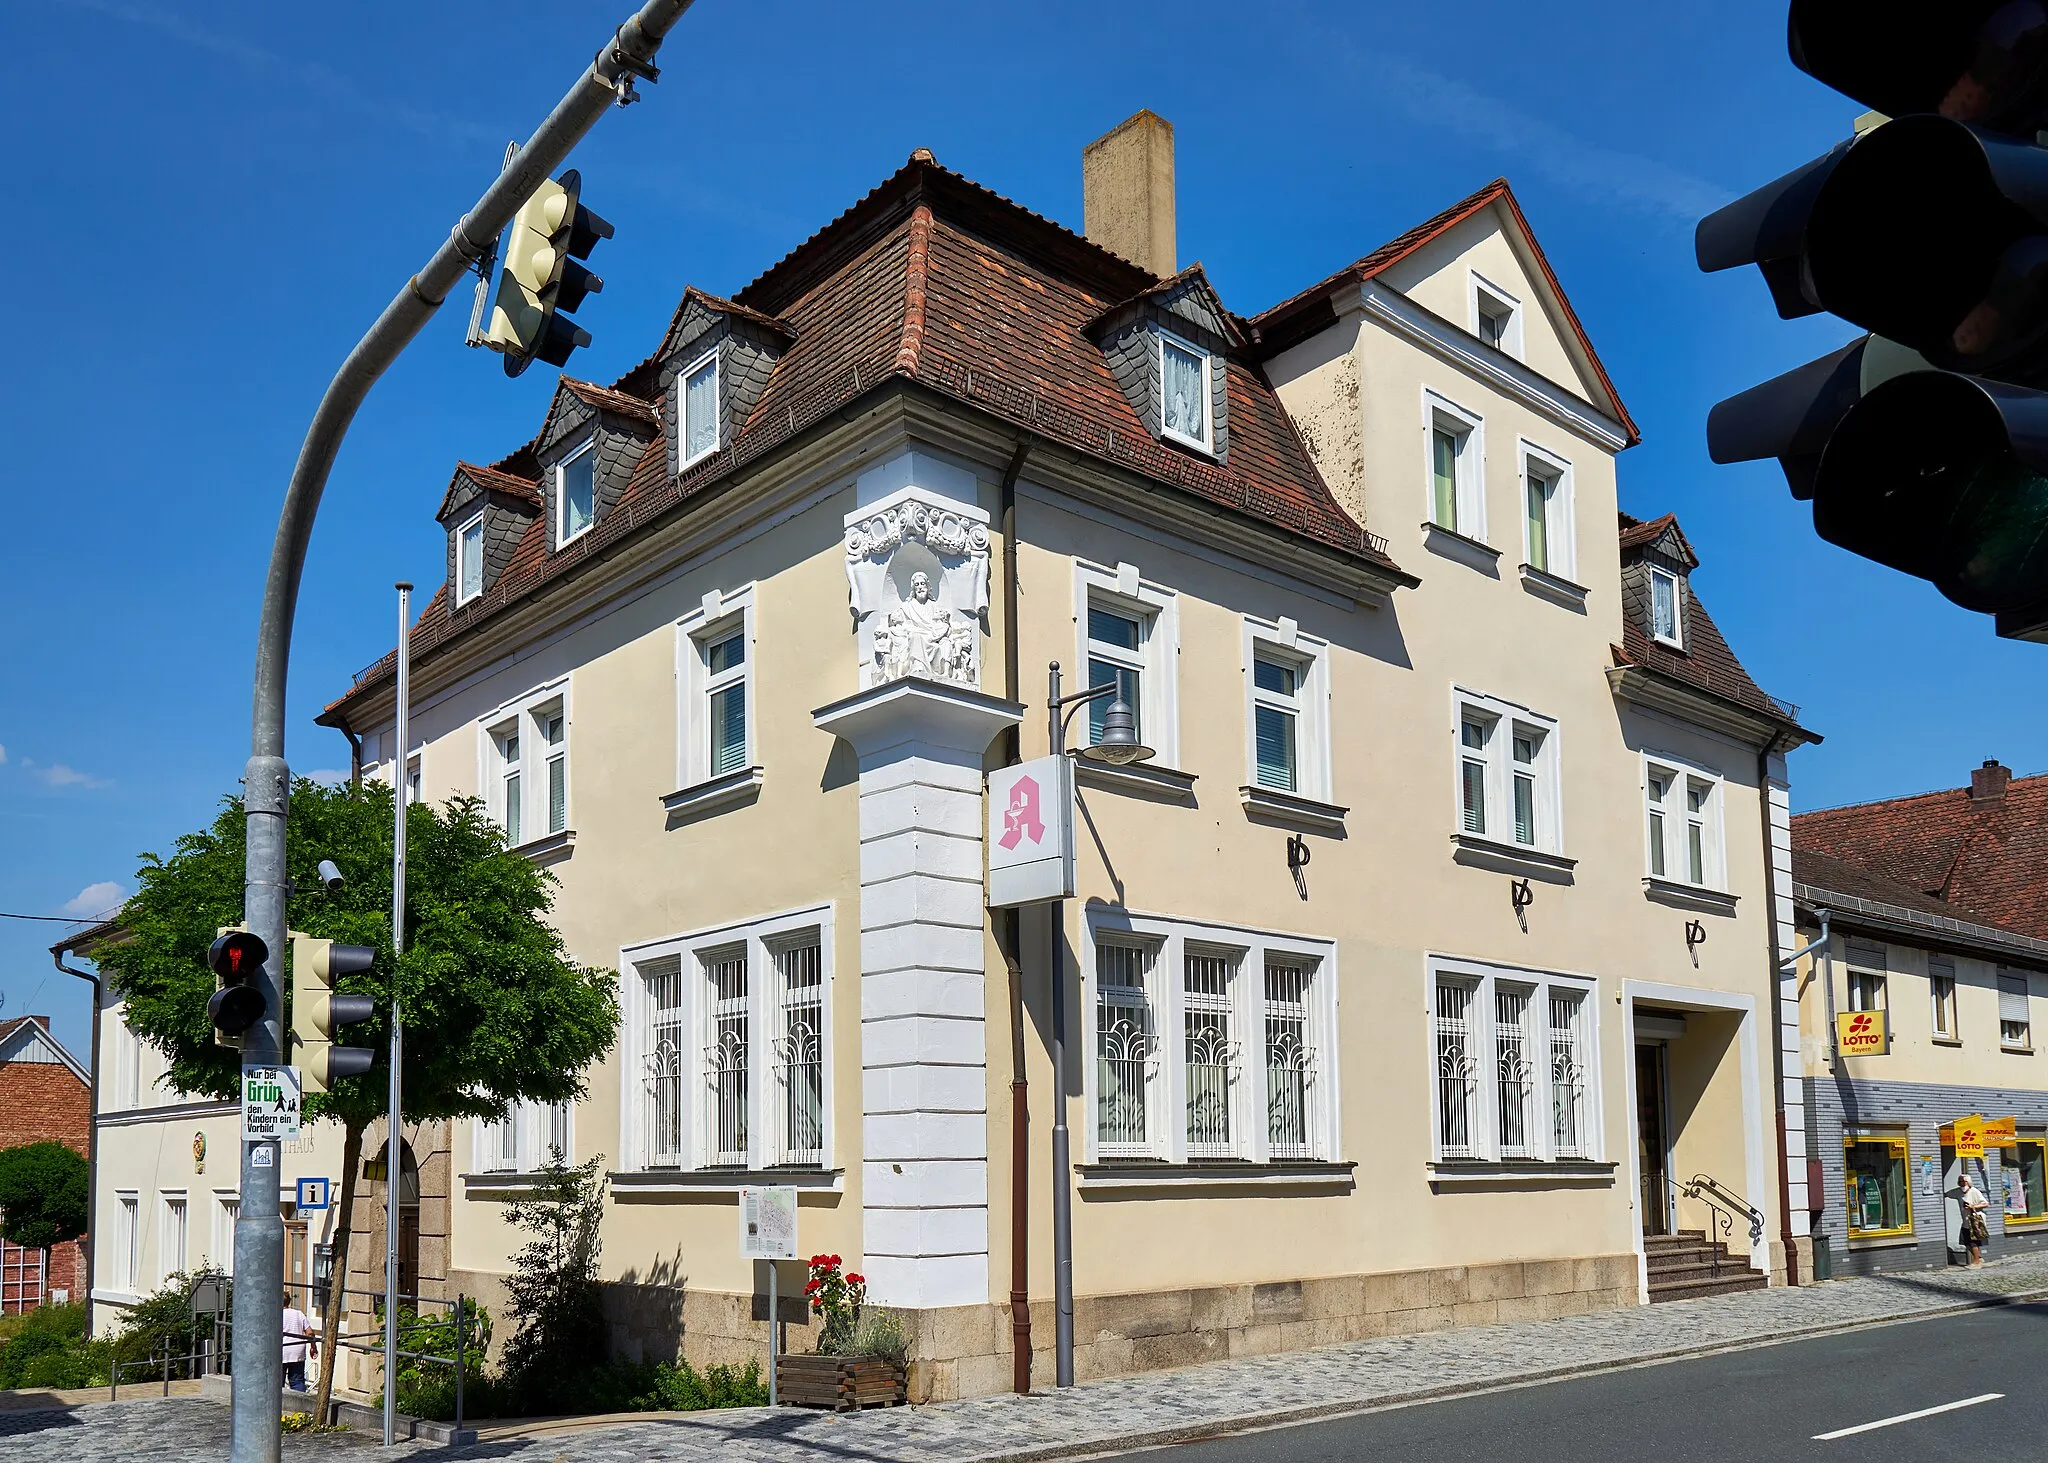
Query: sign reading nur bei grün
242 1064 302 1142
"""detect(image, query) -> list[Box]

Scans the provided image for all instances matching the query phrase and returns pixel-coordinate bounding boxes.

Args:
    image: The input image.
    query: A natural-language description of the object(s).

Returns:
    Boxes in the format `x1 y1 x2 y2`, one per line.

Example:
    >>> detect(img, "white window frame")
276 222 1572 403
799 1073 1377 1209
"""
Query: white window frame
1074 561 1181 769
678 348 721 469
1082 909 1340 1165
478 679 571 847
554 436 598 548
1649 565 1684 649
158 1191 187 1285
1469 271 1524 359
1931 957 1959 1042
676 584 757 789
1428 956 1601 1166
114 1192 139 1289
1453 689 1562 854
2001 972 2034 1053
455 511 486 605
112 1015 143 1109
1241 616 1332 802
1518 441 1576 581
1423 390 1486 540
1157 329 1213 453
212 1191 240 1276
618 903 836 1173
472 1100 574 1174
1642 752 1727 891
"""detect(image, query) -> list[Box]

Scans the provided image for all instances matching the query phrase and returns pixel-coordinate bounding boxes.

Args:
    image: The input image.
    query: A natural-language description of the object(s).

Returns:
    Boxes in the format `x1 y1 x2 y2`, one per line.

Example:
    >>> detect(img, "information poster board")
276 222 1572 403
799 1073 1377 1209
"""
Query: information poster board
739 1186 798 1261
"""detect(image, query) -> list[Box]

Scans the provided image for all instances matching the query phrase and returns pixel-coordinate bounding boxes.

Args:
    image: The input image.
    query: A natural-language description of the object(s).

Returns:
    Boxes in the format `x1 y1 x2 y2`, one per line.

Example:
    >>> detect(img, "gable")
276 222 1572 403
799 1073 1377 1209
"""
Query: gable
0 1019 89 1083
1377 204 1608 410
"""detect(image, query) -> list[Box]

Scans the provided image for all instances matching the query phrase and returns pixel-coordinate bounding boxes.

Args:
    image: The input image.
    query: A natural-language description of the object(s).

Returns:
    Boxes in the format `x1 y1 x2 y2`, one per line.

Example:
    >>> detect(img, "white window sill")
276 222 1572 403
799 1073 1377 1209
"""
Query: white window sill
1240 784 1348 836
91 1288 146 1307
1518 563 1589 611
608 1167 843 1198
2002 1044 2036 1056
1449 833 1577 885
1161 427 1217 458
663 765 765 825
1077 760 1198 804
1642 877 1740 916
1428 1160 1617 1187
1075 1161 1355 1192
461 1170 572 1197
1422 521 1502 573
1652 633 1685 652
511 828 576 866
1933 1035 1964 1048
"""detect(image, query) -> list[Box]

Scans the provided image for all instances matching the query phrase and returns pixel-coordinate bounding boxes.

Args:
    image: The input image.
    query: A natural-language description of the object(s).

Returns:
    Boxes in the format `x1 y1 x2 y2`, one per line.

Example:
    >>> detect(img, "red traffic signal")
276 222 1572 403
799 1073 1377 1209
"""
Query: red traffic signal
207 929 270 1044
208 929 268 981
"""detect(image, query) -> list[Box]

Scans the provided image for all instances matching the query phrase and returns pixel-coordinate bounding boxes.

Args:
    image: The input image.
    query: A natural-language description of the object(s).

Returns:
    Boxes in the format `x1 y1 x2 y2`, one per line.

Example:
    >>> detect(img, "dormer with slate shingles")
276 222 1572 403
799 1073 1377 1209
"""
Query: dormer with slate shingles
535 377 659 552
1088 265 1242 459
1618 512 1699 652
437 461 541 609
654 287 794 479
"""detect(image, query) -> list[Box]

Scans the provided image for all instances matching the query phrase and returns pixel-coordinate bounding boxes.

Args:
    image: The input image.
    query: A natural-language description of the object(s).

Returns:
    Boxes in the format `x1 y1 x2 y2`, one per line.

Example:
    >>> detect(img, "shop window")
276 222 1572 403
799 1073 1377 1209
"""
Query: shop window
2006 1138 2048 1226
1843 1134 1912 1238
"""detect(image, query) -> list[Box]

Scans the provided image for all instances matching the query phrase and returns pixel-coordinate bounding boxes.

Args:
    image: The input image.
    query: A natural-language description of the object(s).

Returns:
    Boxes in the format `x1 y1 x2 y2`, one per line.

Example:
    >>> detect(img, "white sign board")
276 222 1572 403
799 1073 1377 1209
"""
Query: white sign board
739 1186 798 1261
988 755 1075 907
296 1177 332 1211
241 1064 302 1142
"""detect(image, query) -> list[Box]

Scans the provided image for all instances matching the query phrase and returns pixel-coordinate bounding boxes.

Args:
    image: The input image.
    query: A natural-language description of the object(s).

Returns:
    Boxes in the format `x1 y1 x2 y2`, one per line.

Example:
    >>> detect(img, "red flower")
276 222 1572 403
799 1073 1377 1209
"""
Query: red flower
847 1273 864 1286
829 1254 841 1267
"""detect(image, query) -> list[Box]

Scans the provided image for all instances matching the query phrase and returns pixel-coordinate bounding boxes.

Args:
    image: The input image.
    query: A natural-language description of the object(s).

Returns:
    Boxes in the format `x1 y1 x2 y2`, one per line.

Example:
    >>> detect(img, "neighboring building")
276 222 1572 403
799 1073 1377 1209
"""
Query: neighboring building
57 924 348 1338
309 115 1814 1400
1791 763 2048 1276
0 1016 91 1312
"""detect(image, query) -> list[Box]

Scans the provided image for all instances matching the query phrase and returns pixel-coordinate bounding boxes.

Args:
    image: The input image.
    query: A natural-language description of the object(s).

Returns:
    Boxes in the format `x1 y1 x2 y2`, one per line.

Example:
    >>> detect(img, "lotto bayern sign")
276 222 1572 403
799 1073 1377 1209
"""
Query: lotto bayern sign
1836 1010 1890 1058
987 756 1075 908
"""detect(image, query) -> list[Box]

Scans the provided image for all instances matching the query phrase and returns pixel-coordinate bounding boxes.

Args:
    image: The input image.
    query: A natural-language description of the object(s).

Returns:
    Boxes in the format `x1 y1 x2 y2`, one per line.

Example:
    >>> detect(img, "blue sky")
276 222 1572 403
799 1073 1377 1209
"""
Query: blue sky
4 0 2043 1059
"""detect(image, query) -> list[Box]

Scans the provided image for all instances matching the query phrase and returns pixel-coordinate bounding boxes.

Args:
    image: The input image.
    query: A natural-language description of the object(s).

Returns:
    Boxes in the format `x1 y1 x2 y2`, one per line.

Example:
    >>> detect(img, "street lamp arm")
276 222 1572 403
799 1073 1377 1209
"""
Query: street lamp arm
1054 680 1120 745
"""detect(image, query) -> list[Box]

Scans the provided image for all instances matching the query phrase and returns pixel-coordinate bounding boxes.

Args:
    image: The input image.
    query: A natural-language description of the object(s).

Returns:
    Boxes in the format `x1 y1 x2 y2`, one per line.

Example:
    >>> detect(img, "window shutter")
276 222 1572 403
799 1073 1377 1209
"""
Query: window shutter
2000 974 2031 1024
1847 942 1887 972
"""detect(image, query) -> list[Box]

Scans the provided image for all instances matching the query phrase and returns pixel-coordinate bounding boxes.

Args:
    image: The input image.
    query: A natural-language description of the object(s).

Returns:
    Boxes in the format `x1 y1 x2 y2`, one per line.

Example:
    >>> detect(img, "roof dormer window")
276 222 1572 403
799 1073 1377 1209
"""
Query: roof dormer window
1159 332 1212 451
456 513 485 604
680 349 719 468
556 438 596 547
1650 566 1683 648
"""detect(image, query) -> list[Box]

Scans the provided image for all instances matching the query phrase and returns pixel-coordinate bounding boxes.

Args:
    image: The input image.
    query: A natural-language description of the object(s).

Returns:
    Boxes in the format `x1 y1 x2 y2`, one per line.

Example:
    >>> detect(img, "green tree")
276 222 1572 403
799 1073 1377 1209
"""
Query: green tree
93 777 620 1424
499 1155 609 1412
0 1141 89 1250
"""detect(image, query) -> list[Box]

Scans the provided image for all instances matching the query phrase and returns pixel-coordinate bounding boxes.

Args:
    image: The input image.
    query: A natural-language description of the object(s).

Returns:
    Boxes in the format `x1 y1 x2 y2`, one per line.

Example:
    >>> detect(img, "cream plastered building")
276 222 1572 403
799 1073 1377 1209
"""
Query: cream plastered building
317 125 1814 1400
72 972 349 1336
1790 839 2048 1276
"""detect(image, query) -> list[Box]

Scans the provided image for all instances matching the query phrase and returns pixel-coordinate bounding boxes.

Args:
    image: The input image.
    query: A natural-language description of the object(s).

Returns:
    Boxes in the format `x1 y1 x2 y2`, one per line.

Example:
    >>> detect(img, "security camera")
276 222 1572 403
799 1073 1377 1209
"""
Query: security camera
316 859 345 893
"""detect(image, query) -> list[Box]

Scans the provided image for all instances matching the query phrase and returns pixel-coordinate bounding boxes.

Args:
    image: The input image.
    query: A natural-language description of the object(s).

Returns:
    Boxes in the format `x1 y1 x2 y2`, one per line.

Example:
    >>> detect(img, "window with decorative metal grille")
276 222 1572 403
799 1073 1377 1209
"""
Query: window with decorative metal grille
1431 963 1599 1166
1088 914 1335 1165
623 907 833 1173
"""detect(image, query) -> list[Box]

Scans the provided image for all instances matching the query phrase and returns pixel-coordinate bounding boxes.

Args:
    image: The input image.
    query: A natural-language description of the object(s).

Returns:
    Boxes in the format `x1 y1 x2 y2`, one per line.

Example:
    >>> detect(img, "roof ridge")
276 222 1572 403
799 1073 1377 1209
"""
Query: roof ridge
894 202 934 377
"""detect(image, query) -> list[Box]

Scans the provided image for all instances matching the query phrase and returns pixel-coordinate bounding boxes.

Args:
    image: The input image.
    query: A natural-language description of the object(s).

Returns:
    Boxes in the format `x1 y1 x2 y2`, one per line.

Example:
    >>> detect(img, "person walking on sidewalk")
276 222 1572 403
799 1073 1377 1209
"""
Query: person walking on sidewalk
280 1290 319 1391
1961 1172 1992 1268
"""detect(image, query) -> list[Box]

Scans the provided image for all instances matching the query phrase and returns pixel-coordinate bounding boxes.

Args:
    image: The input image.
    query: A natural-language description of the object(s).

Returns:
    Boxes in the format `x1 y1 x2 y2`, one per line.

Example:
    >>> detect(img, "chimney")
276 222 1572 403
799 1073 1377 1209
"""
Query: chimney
1971 759 2011 805
1083 111 1176 278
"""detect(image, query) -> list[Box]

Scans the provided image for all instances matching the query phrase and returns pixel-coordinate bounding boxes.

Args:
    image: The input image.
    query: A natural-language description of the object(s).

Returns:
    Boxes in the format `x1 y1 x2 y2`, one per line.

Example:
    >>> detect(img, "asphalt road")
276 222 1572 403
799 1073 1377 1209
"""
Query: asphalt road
1120 1302 2048 1462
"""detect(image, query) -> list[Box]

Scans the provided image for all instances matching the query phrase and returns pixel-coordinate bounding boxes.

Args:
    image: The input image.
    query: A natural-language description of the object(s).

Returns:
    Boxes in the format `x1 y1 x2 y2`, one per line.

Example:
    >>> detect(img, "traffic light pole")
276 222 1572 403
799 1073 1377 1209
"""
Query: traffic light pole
232 7 694 1460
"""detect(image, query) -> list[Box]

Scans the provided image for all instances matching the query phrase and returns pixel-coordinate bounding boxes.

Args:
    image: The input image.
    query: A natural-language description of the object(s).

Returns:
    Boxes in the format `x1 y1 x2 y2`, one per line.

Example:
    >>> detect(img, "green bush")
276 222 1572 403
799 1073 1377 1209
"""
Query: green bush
398 1357 766 1421
832 1308 907 1363
0 1303 112 1391
110 1270 228 1380
627 1358 767 1411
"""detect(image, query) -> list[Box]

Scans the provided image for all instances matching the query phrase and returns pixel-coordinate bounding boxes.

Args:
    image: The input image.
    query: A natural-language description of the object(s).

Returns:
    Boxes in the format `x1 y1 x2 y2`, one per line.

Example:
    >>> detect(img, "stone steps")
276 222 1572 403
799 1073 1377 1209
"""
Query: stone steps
1643 1230 1765 1303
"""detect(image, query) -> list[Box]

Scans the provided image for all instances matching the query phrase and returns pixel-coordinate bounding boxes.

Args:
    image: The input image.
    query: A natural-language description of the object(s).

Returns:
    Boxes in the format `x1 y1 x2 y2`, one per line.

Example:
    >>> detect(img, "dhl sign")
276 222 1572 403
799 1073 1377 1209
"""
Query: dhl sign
1941 1114 2019 1158
1836 1009 1890 1057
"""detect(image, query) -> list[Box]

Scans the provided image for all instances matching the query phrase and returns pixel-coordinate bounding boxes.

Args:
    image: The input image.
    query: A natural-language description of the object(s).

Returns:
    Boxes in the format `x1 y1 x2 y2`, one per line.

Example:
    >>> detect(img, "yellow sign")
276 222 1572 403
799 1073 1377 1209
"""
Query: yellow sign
1941 1115 2018 1155
1836 1009 1890 1057
1953 1113 1988 1158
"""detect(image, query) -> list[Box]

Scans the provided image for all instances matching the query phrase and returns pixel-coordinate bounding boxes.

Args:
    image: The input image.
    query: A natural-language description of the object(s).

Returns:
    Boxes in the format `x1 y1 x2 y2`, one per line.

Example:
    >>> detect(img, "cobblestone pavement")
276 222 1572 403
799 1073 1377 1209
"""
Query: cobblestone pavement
9 1253 2048 1463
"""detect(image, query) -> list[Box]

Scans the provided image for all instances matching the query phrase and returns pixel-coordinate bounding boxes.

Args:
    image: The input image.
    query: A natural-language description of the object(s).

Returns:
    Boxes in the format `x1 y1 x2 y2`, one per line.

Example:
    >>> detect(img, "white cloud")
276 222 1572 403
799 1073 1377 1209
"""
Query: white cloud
1341 49 1733 227
60 881 128 920
0 742 8 765
302 768 351 787
28 761 111 791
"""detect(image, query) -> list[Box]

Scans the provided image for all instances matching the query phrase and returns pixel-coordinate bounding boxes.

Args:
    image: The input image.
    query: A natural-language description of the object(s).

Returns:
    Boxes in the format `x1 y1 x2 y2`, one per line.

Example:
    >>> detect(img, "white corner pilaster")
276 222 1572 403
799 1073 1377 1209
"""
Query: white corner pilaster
814 678 1022 1310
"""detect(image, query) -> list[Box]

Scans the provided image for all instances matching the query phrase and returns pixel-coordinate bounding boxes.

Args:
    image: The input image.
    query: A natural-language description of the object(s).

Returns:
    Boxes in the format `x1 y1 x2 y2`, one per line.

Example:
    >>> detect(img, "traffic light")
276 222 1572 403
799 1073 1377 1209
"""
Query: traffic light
485 168 613 377
1699 2 2048 638
289 933 378 1096
208 927 269 1049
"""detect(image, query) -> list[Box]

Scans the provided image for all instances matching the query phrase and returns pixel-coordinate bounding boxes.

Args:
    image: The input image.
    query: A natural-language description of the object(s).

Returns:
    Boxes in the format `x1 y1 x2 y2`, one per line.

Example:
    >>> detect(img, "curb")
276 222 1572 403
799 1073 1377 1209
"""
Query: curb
956 1284 2048 1463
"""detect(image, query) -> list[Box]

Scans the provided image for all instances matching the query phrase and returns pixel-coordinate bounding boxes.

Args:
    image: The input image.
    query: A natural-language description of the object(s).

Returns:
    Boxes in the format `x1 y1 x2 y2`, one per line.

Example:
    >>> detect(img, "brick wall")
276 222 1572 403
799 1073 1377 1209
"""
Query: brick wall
0 1031 91 1311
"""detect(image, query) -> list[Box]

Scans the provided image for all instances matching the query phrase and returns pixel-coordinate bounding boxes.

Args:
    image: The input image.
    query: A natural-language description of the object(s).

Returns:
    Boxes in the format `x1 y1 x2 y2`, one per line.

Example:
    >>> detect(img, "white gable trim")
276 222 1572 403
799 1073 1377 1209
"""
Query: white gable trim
1352 281 1629 454
0 1022 90 1084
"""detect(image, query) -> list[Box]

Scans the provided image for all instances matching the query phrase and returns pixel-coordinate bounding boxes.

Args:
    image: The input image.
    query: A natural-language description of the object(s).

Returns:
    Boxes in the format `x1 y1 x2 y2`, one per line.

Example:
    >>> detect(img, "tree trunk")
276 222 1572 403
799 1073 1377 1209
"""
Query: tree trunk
310 1122 364 1426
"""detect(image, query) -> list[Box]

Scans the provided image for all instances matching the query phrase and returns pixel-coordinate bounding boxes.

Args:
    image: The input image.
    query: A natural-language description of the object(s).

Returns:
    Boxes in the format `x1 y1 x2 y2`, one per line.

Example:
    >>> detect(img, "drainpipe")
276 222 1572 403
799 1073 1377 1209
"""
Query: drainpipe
1755 743 1801 1286
52 944 102 1336
994 437 1032 1393
331 715 364 789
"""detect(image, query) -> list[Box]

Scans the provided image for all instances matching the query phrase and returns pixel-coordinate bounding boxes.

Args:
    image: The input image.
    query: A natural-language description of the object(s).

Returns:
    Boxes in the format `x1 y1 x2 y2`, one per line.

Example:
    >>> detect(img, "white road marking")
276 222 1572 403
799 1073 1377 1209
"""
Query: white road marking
1813 1392 2005 1441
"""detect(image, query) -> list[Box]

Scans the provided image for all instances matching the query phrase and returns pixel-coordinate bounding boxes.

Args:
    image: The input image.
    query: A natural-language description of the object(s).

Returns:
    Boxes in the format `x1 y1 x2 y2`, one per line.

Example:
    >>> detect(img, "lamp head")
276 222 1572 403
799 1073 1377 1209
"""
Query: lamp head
1077 696 1154 766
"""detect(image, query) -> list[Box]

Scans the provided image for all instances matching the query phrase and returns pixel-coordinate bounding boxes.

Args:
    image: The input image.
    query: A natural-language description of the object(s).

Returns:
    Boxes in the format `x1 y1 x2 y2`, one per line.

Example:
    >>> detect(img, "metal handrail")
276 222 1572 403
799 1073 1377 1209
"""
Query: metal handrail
1678 1172 1767 1273
306 1284 479 1433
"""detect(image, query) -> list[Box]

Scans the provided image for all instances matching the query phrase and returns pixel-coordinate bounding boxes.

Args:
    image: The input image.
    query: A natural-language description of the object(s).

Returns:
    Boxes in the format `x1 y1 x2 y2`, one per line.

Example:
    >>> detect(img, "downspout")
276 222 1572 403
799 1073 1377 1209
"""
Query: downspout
53 944 101 1336
1755 741 1799 1286
332 715 364 789
994 437 1032 1393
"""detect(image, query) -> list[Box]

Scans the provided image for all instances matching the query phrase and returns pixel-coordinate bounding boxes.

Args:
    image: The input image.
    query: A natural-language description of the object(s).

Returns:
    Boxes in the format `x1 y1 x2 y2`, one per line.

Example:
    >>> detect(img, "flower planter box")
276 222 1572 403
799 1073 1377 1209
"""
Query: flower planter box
775 1353 906 1411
